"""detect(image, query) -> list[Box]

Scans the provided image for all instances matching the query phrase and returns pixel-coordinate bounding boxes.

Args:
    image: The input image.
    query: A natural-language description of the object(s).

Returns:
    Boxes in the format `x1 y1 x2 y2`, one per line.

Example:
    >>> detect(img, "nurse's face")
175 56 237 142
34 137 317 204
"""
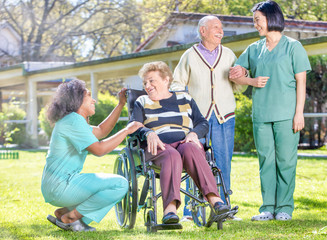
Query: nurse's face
79 89 96 117
253 11 268 36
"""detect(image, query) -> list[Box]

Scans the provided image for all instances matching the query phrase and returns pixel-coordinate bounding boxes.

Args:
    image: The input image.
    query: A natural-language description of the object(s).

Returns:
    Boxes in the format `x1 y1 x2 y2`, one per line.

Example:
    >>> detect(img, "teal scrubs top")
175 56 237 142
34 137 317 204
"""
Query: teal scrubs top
236 35 311 123
41 112 98 203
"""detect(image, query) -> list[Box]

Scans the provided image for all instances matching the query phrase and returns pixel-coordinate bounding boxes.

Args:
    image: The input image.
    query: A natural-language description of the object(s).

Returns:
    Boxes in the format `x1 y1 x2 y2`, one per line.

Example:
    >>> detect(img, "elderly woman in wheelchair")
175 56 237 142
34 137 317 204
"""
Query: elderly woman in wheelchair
130 61 230 224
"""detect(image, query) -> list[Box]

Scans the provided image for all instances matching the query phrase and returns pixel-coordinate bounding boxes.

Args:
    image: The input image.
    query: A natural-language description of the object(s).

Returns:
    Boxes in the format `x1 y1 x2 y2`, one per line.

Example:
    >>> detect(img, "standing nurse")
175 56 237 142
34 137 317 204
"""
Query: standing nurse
229 0 311 221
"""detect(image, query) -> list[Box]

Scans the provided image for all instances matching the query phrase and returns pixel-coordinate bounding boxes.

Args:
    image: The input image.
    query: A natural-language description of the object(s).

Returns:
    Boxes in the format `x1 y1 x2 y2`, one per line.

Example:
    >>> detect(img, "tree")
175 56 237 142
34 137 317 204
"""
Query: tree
0 0 142 62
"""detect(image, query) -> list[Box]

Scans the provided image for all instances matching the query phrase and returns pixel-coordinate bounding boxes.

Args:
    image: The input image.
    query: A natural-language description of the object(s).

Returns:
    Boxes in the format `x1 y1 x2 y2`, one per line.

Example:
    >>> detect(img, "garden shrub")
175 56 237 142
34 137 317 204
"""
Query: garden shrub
38 106 53 140
0 101 26 146
234 93 255 152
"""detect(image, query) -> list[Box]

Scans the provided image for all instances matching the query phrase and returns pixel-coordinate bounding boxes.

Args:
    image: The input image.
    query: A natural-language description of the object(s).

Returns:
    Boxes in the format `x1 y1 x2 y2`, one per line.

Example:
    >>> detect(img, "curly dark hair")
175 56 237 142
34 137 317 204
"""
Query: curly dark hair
47 79 86 123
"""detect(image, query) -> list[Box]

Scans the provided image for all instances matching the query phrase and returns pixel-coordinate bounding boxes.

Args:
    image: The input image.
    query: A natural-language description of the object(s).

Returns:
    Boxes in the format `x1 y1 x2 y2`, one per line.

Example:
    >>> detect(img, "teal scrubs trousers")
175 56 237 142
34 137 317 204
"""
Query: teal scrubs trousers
253 119 299 216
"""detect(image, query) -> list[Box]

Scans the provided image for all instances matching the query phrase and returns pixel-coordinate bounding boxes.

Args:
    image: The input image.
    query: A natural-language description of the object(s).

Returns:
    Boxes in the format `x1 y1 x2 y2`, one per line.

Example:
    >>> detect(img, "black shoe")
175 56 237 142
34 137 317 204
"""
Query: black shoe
213 202 230 215
162 212 179 224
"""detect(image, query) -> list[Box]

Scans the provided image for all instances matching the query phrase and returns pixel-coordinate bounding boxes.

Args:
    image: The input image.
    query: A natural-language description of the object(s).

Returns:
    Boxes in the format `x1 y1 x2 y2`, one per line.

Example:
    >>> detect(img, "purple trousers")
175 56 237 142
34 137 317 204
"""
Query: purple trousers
145 141 220 210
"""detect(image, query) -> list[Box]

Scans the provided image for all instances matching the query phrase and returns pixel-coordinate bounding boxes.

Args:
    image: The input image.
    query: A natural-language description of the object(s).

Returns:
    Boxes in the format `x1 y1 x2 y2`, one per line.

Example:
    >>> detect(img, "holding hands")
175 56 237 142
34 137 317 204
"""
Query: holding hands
229 65 247 79
229 66 269 88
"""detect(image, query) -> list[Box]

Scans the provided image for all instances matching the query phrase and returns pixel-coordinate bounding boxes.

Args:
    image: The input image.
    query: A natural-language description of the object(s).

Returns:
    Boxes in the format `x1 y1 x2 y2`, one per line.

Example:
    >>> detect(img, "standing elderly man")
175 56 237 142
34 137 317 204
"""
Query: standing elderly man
171 15 246 220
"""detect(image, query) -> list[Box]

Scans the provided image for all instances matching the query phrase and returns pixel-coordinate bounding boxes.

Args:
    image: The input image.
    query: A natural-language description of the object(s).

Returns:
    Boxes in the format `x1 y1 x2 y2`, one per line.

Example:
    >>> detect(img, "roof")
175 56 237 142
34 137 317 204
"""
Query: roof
135 11 327 52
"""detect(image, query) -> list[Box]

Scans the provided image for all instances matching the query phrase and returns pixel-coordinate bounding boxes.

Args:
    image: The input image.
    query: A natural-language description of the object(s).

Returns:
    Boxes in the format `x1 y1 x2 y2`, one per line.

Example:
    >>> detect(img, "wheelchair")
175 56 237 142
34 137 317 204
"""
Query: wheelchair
114 89 238 232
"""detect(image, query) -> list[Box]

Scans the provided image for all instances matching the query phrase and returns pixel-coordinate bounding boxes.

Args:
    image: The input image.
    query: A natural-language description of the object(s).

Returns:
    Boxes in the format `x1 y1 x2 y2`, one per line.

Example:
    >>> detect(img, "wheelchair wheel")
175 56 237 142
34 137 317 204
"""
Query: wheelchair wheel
189 179 214 227
114 147 138 229
146 210 157 233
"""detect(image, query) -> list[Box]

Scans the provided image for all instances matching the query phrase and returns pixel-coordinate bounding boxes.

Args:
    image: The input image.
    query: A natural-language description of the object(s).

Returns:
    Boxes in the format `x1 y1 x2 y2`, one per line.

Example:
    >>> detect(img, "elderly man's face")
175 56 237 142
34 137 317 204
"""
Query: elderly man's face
201 18 224 47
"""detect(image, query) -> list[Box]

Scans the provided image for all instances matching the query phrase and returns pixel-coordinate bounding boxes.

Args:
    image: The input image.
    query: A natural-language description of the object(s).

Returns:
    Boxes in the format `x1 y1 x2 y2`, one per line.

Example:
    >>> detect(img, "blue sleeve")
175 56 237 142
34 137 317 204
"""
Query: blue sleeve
190 98 209 138
65 116 98 154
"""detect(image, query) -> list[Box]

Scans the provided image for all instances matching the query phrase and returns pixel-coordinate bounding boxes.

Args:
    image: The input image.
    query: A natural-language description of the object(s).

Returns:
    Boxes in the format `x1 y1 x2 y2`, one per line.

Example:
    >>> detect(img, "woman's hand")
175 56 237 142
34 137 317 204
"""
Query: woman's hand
147 131 165 155
252 76 269 88
125 121 143 134
180 132 202 149
229 66 247 79
293 112 305 133
117 88 127 105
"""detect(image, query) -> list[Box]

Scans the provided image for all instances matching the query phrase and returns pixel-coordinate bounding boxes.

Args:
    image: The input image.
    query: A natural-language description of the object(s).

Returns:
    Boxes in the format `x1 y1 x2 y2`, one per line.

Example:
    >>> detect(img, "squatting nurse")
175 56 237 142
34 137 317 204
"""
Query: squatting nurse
229 1 311 221
41 79 142 232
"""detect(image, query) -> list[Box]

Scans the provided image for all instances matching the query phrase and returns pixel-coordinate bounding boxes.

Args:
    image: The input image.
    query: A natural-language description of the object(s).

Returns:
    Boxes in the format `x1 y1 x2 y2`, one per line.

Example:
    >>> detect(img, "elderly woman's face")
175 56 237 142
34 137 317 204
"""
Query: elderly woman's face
143 71 170 101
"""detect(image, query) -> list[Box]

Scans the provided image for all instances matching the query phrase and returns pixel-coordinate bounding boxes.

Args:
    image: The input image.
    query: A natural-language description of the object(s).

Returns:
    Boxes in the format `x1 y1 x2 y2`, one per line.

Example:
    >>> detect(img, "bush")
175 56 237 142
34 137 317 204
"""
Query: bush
234 93 255 152
89 92 128 139
38 106 54 143
0 101 26 146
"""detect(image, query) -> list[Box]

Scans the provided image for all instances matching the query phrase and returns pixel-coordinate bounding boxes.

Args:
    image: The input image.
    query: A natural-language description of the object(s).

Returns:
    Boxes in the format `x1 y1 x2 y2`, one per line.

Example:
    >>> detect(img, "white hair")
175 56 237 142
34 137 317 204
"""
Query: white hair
197 15 220 40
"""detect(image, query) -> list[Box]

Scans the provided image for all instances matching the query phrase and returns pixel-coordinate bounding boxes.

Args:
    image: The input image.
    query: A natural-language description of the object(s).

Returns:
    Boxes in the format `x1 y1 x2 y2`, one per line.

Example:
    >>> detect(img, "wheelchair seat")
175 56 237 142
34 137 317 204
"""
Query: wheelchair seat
114 89 239 232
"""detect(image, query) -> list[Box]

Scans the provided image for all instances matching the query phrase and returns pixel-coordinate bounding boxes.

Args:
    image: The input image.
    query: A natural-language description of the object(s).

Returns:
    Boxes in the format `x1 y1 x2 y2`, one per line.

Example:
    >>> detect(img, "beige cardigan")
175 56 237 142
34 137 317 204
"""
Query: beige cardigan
171 44 246 124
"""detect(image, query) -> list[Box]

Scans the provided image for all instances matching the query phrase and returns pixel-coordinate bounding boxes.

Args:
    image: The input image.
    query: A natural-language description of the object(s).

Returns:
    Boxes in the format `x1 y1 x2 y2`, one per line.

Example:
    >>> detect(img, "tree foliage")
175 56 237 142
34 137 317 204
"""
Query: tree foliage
140 0 326 41
0 0 142 62
0 0 325 63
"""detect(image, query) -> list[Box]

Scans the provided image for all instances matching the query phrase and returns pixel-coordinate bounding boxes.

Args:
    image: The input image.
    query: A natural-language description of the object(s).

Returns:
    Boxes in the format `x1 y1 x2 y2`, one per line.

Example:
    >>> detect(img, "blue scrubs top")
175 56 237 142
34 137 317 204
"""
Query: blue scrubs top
41 112 98 203
236 35 311 123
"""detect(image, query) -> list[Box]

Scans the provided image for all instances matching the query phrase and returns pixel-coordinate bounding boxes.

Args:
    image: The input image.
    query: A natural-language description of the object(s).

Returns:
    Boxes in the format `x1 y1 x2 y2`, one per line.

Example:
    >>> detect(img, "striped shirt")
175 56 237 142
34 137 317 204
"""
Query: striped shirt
131 92 208 144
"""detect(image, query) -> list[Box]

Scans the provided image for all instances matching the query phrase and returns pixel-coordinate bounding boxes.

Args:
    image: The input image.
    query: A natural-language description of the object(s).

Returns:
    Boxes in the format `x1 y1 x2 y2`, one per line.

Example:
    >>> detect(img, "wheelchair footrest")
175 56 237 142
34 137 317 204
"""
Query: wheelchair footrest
229 206 239 217
152 223 183 231
205 205 239 227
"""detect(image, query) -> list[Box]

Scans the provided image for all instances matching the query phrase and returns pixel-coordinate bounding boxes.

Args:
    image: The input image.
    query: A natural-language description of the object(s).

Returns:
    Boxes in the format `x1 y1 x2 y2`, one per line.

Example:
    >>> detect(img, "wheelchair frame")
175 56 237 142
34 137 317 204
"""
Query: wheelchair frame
114 89 238 232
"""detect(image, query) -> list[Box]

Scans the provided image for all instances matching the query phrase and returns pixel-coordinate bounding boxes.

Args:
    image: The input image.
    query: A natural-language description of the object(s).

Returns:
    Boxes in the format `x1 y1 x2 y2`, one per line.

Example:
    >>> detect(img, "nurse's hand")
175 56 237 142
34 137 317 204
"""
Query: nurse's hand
126 121 144 134
293 112 305 133
253 76 269 88
117 88 127 105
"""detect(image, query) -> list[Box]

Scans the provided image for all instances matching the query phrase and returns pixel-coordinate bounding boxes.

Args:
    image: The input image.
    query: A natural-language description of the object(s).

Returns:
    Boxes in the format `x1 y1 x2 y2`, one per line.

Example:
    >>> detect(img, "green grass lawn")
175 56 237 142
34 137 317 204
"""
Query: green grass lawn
0 150 326 239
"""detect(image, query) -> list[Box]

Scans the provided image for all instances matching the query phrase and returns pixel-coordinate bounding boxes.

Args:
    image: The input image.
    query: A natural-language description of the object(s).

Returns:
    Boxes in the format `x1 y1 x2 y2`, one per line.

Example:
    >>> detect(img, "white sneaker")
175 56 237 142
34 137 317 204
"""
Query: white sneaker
227 214 242 221
275 212 292 221
251 212 274 221
180 215 193 222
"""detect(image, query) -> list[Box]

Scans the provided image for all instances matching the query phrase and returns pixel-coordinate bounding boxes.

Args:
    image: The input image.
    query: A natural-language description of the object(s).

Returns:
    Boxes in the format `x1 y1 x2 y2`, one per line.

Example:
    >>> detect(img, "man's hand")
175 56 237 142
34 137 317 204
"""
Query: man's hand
229 66 247 79
147 131 165 155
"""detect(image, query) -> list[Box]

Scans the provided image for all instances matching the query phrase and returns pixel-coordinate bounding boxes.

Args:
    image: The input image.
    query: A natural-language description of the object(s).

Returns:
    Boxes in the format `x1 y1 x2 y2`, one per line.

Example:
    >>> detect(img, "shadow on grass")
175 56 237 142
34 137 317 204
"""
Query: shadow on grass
295 196 327 209
3 218 327 240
